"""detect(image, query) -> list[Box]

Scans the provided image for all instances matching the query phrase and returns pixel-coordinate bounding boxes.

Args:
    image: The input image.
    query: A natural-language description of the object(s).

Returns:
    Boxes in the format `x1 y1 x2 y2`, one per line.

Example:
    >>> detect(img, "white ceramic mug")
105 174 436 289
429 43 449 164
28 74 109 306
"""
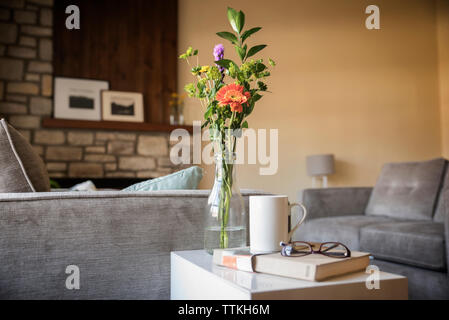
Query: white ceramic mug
249 195 307 254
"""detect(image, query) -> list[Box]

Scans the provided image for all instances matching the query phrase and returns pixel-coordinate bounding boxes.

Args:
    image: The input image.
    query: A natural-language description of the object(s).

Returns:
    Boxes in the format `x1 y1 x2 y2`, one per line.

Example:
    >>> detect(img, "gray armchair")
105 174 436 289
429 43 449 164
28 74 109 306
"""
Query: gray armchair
296 158 449 299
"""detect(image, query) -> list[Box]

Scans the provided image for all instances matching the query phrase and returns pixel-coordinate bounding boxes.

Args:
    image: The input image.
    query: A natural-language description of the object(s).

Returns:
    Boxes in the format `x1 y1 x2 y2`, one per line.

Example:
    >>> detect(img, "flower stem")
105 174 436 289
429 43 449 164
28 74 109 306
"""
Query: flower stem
219 154 234 249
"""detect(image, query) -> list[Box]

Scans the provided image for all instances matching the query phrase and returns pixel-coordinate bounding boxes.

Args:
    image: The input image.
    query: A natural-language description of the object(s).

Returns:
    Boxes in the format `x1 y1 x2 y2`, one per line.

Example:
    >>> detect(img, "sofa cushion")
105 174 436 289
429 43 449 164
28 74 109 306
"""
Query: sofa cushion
433 161 449 223
296 215 394 250
0 119 50 192
360 221 446 271
365 158 446 221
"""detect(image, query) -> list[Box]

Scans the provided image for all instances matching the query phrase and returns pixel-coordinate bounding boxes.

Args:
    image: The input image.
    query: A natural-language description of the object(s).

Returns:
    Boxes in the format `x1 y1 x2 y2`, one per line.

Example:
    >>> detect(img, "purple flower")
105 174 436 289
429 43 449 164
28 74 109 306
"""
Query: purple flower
213 44 225 61
213 44 225 76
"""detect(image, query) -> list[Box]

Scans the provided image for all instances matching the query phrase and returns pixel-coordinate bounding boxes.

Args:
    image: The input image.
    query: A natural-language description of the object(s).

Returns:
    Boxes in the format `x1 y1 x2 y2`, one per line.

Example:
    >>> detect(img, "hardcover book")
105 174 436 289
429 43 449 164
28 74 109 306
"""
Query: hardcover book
213 246 371 281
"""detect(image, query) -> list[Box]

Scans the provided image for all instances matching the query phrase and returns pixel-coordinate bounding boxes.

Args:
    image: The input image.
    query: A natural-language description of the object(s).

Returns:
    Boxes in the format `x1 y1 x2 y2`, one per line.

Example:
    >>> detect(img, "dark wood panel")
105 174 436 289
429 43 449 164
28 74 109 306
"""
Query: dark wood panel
53 0 177 124
42 118 193 133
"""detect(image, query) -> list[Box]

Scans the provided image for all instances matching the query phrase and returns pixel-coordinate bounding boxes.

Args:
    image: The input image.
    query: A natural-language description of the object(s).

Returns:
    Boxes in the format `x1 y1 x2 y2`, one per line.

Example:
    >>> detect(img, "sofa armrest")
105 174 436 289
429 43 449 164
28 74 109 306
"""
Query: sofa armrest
0 189 268 299
300 187 373 220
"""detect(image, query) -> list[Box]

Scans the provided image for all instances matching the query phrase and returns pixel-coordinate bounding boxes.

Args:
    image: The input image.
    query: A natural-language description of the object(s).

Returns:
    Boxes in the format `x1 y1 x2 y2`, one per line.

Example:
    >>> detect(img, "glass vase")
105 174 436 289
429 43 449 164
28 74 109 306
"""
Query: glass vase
204 152 246 254
169 104 185 125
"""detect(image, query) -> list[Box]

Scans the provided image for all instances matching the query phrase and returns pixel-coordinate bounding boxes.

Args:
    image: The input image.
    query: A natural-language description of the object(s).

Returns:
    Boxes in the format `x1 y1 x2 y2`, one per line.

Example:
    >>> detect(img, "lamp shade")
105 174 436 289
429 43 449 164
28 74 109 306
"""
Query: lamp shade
306 154 335 176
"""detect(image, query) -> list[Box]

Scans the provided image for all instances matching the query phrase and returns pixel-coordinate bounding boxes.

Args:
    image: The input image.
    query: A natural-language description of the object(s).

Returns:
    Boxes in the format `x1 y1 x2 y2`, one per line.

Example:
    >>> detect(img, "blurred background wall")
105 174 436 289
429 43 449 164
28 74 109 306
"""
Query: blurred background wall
178 0 447 199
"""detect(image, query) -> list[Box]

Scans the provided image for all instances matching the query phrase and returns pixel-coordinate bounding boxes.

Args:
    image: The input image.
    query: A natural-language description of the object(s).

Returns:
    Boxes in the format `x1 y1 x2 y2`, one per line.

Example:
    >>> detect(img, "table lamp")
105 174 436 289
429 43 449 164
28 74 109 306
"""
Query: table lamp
306 154 335 188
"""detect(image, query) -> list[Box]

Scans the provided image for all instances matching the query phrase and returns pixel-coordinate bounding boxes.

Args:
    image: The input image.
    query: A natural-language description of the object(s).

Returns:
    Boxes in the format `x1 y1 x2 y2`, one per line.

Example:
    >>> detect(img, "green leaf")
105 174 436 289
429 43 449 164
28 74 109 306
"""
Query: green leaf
204 105 214 119
208 87 217 101
245 94 262 116
237 72 245 83
216 32 238 44
215 59 239 71
255 63 267 73
237 11 245 33
227 7 239 33
246 101 255 116
257 81 267 91
235 45 246 62
49 179 60 188
241 27 262 42
252 93 262 103
201 119 210 129
242 121 248 128
215 59 230 69
193 49 198 56
246 45 267 58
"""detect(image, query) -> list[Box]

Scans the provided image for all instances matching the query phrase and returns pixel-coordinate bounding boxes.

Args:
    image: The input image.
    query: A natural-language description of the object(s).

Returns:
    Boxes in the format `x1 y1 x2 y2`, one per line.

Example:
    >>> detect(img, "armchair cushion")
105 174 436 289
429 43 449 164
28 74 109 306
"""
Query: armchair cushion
360 221 446 271
295 215 394 250
365 158 446 221
433 162 448 223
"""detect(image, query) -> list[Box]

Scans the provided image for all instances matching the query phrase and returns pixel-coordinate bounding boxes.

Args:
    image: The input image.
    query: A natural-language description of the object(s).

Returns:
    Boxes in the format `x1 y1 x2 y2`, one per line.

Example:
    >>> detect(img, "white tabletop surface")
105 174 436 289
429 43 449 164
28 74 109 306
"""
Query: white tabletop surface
171 250 406 294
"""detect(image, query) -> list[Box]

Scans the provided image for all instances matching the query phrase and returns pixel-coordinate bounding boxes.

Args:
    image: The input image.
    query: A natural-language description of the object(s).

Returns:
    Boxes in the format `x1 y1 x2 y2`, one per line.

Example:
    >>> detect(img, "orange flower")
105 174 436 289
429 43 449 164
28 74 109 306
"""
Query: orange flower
216 83 251 113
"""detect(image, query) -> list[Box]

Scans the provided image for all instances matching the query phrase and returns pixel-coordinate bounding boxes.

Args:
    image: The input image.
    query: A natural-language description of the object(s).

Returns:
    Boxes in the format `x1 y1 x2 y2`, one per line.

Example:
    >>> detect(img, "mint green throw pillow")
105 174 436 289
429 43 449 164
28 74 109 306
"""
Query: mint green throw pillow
122 166 203 191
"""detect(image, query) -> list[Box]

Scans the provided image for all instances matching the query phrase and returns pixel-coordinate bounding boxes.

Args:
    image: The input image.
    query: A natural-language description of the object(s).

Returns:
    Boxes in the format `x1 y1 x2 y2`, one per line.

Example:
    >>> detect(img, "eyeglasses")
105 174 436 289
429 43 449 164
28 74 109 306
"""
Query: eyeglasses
280 241 351 258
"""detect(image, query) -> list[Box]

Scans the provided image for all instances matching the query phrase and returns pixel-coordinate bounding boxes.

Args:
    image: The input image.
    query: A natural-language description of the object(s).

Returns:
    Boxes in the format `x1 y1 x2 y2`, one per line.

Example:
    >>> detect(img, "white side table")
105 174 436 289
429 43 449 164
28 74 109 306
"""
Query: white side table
170 250 408 300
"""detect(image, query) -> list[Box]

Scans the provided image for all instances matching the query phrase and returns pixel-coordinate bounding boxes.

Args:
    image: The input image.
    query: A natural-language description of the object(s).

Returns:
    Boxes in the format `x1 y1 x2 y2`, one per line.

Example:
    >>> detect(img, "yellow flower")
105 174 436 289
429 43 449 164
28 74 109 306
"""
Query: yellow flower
200 66 210 73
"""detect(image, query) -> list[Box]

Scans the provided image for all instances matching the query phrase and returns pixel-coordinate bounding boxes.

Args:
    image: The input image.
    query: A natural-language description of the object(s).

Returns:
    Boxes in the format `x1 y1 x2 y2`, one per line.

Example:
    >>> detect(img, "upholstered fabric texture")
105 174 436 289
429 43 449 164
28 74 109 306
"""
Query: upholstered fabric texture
365 158 446 221
123 166 203 191
433 161 449 223
295 215 394 250
0 119 50 192
300 187 373 219
293 172 449 299
300 178 449 299
0 189 267 299
360 221 446 271
373 259 449 300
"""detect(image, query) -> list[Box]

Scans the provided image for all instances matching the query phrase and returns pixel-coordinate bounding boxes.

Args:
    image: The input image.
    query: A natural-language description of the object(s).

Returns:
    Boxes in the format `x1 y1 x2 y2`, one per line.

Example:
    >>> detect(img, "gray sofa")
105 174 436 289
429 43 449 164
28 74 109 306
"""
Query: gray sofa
0 189 265 299
297 158 449 299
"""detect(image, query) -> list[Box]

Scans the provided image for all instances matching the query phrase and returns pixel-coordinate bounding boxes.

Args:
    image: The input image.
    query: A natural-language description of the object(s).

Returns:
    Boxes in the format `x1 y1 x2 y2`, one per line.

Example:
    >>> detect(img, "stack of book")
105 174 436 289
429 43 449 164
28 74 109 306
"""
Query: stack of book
213 245 371 282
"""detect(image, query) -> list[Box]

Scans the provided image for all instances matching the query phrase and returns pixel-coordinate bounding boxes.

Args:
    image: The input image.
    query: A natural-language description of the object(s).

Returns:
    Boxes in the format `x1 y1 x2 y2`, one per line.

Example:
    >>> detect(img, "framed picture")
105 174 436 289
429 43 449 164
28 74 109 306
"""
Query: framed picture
101 90 144 122
54 77 109 121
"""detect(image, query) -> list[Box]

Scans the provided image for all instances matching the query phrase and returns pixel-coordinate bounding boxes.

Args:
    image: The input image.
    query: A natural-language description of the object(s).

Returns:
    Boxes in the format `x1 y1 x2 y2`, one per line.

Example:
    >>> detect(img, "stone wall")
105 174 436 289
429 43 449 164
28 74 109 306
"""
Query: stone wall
0 0 181 179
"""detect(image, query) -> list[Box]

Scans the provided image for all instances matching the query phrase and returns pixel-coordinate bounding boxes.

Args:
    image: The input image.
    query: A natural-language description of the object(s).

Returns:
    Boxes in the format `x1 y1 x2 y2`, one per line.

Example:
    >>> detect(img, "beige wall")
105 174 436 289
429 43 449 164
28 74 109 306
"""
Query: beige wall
437 0 449 158
178 0 443 200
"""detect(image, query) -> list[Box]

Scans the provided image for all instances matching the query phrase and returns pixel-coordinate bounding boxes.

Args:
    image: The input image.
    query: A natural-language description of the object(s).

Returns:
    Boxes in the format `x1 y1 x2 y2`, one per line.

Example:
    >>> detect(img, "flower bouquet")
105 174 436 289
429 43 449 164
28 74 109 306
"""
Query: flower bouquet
180 7 275 252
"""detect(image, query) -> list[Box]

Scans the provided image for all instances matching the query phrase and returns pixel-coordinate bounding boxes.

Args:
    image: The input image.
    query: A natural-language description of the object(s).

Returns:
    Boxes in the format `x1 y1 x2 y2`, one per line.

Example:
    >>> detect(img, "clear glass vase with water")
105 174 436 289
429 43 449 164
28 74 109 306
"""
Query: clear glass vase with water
204 152 246 254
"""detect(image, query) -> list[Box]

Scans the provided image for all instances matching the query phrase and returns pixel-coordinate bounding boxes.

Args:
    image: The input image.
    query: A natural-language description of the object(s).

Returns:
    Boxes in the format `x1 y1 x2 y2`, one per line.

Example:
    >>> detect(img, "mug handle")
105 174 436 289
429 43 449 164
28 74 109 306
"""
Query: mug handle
287 202 307 242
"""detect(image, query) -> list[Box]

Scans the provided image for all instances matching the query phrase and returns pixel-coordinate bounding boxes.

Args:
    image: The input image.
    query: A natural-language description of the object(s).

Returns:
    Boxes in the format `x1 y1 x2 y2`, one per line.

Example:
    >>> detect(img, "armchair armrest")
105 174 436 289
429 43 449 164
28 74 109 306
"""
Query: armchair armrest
300 187 373 220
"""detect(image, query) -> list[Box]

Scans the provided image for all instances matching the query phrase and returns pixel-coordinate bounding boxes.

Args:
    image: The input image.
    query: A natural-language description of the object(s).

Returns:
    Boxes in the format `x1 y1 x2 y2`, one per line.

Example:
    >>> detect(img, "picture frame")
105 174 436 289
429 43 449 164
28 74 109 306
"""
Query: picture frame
54 77 109 121
101 90 144 122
